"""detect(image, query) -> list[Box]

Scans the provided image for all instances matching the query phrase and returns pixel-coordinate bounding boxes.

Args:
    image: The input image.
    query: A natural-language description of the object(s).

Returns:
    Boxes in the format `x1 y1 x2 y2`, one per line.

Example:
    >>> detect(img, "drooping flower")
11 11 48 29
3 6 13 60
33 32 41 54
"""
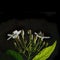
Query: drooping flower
7 30 21 40
34 31 50 41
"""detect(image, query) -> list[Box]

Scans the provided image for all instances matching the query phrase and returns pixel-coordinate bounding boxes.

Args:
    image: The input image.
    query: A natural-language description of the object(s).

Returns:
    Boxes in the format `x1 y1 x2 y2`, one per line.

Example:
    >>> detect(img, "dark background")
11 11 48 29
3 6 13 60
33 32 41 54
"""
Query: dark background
0 8 59 60
0 7 56 23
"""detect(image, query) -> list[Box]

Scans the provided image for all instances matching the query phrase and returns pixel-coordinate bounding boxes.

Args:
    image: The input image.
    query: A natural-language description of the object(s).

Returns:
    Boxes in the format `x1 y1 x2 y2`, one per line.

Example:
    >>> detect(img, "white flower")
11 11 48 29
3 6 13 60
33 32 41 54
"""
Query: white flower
7 30 21 40
34 31 50 41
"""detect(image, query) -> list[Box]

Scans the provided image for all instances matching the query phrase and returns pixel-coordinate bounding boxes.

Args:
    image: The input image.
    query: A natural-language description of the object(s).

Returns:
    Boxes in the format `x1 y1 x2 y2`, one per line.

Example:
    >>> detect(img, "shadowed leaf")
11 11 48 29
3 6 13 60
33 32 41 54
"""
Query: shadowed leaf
6 50 23 60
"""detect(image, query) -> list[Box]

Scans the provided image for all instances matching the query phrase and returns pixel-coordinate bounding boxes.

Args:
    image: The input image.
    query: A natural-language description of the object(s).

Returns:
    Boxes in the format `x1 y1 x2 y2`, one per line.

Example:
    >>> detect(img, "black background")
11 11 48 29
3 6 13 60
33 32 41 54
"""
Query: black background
0 7 59 60
0 7 56 23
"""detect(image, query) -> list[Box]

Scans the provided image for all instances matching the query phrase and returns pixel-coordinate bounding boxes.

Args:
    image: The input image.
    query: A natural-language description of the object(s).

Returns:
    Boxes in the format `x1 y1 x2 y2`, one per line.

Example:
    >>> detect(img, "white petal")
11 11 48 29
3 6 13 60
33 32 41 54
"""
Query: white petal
34 32 37 37
34 32 37 35
41 36 50 41
7 37 12 40
8 34 13 37
18 30 21 34
13 30 18 34
35 32 41 38
12 35 18 38
43 36 50 39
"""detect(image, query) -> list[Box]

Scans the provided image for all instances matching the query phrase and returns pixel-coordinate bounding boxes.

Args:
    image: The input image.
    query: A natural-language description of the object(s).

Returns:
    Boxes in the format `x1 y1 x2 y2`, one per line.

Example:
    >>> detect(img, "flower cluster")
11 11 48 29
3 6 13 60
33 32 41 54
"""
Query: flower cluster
7 30 50 60
7 30 50 41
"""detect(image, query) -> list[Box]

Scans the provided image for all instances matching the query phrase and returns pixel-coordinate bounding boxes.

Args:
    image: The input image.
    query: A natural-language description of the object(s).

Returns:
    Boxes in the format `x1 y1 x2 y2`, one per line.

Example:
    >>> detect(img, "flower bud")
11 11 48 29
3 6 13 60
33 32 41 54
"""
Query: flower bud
34 34 37 44
27 30 32 34
21 30 24 39
30 34 33 40
45 42 48 47
43 41 45 46
14 42 17 47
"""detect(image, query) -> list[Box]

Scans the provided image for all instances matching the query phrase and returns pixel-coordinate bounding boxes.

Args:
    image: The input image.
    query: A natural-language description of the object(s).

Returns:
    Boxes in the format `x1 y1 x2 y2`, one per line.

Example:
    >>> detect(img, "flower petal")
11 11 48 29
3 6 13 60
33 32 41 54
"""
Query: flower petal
7 37 12 40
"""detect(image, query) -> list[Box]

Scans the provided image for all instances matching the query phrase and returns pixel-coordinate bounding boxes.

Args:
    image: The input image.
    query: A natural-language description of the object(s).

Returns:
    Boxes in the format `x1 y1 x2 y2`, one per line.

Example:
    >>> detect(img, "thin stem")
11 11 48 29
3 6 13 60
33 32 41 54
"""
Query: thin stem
21 37 26 49
35 43 39 50
14 42 22 52
37 41 45 52
17 37 25 49
28 53 31 60
23 50 27 58
15 39 21 50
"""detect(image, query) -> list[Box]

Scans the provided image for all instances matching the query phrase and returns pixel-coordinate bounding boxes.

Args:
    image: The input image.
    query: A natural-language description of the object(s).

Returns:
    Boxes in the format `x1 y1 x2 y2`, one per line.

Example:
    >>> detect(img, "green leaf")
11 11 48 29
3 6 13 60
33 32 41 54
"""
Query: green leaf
6 50 23 60
32 41 57 60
